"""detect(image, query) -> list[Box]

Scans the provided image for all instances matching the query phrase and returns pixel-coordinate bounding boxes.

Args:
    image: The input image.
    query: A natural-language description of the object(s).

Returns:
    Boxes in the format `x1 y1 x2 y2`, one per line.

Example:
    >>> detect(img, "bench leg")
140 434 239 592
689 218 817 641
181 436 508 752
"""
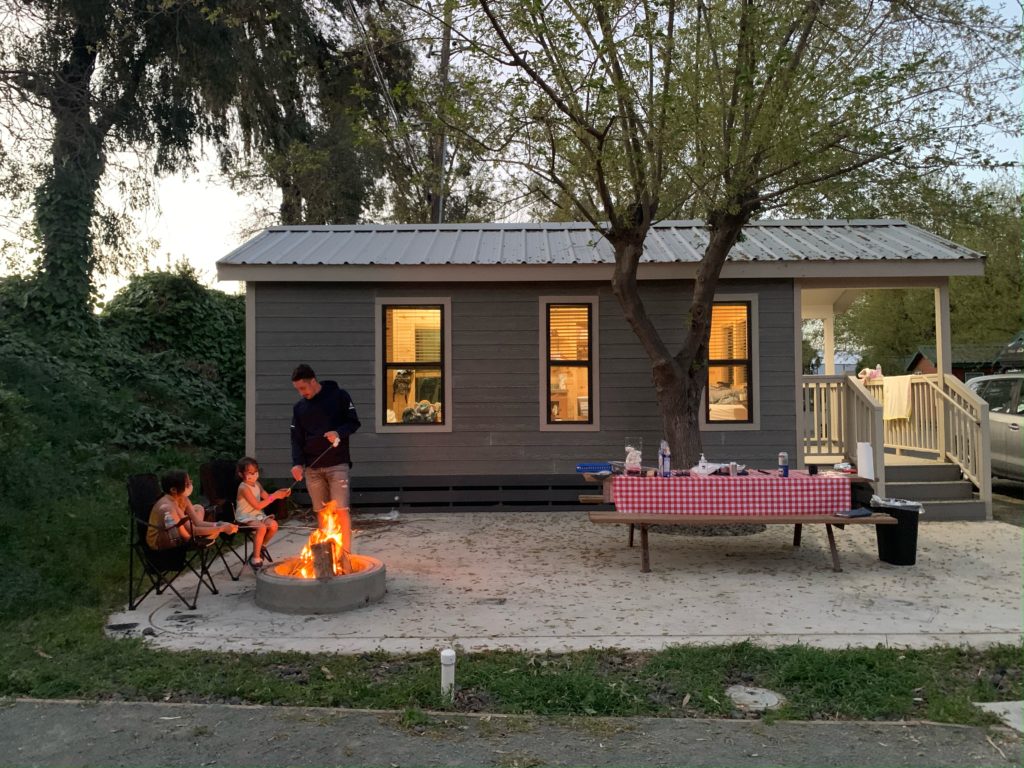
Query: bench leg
640 526 650 573
825 523 842 572
793 523 802 547
628 524 635 548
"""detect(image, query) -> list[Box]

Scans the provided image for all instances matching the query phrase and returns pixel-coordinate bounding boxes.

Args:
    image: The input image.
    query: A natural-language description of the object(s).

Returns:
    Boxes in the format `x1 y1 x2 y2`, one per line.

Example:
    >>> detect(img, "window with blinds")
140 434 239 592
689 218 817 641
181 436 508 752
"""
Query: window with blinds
546 304 592 424
383 305 444 425
707 302 752 423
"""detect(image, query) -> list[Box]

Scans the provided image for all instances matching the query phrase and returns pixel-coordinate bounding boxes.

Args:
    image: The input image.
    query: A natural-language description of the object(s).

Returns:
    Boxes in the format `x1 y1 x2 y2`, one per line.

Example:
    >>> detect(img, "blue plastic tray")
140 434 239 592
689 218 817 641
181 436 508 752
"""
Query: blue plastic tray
576 462 612 474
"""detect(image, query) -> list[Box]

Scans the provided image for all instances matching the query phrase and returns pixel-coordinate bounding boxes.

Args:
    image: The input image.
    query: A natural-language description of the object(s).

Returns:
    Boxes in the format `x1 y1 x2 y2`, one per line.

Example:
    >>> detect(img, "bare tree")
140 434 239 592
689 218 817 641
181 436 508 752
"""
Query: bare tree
453 0 1019 463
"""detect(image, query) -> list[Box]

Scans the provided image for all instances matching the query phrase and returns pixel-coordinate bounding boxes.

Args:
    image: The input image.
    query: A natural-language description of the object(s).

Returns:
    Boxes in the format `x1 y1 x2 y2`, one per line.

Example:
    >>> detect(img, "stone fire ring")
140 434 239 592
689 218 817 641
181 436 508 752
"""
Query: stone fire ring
255 555 386 614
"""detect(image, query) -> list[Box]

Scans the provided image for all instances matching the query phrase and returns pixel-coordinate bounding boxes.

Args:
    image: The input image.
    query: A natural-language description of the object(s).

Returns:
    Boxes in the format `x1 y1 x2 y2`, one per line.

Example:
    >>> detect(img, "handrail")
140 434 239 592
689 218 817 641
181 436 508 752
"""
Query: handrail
862 373 990 517
845 375 886 498
940 374 992 515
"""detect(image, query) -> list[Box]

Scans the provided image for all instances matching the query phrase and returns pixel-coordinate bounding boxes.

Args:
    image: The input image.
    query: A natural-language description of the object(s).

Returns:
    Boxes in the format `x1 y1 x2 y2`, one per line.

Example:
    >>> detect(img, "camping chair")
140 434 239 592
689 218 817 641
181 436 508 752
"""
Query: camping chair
199 460 276 575
127 473 219 611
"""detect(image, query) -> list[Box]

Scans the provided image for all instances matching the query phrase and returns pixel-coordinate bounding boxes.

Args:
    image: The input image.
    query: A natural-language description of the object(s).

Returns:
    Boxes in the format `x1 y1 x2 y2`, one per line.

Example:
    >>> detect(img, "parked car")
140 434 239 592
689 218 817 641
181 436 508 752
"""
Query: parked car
966 373 1023 481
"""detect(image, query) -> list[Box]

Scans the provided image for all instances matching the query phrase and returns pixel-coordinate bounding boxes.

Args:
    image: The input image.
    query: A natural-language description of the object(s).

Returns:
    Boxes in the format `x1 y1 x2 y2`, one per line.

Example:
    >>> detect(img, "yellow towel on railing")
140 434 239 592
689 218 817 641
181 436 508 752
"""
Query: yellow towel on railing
883 375 913 420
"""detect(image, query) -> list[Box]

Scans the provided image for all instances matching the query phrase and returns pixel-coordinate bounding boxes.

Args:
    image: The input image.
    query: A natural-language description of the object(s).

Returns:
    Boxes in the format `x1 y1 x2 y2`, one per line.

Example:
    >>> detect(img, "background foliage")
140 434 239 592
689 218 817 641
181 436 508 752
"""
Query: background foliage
830 179 1022 370
0 266 244 620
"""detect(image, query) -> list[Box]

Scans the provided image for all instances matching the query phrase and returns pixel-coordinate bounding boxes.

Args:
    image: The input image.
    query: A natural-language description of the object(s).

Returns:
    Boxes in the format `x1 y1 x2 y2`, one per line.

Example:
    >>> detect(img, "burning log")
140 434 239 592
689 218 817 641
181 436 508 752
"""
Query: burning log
311 541 336 580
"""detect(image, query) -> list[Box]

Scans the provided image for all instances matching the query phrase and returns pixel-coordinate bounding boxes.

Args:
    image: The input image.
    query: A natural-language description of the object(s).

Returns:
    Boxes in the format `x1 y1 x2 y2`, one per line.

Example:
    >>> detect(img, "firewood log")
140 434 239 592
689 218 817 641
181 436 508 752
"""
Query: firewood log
311 541 335 580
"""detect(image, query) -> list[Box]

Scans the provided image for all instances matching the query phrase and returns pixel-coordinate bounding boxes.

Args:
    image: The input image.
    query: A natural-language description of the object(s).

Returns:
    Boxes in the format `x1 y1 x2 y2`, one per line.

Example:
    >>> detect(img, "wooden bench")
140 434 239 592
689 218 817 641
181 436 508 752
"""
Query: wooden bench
588 510 897 573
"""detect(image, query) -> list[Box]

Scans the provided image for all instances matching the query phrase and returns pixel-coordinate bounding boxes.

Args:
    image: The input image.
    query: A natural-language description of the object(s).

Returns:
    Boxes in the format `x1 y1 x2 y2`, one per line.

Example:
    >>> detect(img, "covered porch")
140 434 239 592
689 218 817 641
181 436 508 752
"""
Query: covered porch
799 281 991 520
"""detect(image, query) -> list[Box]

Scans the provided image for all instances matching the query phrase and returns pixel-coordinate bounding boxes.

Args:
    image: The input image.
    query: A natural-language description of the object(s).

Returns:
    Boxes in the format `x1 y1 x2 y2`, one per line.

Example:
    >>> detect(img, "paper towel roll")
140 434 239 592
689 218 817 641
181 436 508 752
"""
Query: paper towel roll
856 442 875 480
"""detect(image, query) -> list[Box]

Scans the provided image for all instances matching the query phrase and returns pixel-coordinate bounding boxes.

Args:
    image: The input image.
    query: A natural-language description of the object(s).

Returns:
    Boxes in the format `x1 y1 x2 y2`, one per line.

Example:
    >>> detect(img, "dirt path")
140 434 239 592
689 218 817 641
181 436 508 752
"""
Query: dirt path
2 698 1018 767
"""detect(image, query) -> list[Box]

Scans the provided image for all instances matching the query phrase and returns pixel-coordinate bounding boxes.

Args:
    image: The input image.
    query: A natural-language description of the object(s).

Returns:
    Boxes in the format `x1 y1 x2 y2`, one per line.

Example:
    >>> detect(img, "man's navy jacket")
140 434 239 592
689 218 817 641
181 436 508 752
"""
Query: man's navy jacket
290 380 361 468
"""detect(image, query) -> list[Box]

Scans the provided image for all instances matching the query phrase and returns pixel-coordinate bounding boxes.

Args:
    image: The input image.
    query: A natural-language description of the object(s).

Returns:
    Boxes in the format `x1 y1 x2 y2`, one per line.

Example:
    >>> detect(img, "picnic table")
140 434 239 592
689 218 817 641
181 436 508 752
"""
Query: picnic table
585 471 895 573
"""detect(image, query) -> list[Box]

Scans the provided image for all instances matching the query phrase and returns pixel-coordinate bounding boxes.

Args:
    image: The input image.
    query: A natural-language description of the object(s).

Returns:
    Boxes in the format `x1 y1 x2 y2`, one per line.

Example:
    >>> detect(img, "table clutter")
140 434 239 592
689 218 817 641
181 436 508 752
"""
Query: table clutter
578 448 900 573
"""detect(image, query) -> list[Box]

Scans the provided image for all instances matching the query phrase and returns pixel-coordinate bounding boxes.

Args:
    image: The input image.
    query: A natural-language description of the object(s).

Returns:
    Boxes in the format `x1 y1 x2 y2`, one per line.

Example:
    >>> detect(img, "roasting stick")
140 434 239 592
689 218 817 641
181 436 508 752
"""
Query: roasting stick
286 436 341 492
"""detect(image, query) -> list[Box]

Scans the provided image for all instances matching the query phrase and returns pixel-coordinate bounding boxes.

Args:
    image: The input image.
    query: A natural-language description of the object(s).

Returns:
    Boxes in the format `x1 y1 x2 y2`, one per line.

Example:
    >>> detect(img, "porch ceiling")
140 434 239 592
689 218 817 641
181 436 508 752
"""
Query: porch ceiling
801 287 864 319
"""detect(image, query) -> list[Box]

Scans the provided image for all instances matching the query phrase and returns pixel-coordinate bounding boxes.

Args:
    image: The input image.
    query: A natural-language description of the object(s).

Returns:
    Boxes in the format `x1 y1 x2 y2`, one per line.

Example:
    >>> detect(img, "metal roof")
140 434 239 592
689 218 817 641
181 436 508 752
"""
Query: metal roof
218 220 983 267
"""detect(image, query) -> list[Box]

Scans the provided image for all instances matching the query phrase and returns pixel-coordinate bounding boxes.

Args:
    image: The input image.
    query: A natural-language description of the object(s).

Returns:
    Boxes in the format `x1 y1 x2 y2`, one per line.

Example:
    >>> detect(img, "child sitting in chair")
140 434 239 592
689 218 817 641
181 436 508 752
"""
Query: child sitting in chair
148 470 237 550
235 457 288 569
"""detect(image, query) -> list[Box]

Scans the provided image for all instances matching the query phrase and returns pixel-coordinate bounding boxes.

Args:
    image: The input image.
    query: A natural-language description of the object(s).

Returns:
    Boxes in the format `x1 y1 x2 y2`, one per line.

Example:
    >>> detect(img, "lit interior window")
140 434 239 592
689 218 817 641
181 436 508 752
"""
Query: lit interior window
384 306 443 424
707 303 752 423
547 304 592 423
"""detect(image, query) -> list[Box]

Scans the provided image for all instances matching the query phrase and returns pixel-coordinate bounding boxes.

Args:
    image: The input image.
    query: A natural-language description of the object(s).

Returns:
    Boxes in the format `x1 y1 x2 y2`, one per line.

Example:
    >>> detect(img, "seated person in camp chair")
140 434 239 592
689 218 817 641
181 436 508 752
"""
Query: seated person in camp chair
234 457 288 569
147 470 237 550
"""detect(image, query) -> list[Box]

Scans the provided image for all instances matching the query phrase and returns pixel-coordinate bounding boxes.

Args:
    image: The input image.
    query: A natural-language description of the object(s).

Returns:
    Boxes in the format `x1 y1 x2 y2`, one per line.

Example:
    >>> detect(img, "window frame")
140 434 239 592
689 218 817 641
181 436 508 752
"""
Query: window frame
539 296 600 432
374 297 453 433
700 294 760 431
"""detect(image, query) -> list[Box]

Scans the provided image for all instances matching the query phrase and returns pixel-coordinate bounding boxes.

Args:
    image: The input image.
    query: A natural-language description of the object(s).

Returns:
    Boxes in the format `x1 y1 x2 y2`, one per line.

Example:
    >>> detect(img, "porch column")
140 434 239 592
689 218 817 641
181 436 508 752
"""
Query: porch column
934 283 952 375
934 282 951 459
822 314 836 375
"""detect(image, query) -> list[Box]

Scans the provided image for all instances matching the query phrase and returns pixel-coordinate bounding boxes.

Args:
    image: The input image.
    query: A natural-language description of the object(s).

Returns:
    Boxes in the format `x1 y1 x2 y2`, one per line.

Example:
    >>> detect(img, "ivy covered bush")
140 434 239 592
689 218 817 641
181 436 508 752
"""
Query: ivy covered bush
0 266 245 503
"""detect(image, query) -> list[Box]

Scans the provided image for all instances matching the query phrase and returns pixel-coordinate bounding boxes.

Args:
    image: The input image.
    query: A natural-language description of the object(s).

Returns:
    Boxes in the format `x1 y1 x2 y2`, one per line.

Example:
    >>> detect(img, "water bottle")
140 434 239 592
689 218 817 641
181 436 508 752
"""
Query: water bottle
778 451 789 477
698 453 708 473
658 440 671 477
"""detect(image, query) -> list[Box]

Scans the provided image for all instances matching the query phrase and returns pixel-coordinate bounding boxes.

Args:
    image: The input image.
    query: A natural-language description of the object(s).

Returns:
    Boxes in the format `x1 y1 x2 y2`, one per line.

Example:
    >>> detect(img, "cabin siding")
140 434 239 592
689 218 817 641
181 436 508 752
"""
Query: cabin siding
252 279 796 479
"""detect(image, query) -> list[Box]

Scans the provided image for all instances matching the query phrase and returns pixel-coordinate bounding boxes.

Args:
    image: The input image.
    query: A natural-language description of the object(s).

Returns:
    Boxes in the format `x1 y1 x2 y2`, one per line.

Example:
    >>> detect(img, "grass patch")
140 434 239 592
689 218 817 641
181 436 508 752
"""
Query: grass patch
1 606 1019 724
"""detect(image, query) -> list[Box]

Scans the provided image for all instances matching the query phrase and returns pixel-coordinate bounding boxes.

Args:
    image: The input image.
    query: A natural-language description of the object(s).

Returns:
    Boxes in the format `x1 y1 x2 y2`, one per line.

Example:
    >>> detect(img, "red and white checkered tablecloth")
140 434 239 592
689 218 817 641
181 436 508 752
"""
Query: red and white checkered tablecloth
611 472 851 516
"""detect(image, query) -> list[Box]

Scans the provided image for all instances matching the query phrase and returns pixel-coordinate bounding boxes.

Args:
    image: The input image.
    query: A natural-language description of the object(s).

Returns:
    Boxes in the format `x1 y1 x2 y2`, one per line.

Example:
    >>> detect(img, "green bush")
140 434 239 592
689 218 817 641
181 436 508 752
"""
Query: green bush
0 267 245 618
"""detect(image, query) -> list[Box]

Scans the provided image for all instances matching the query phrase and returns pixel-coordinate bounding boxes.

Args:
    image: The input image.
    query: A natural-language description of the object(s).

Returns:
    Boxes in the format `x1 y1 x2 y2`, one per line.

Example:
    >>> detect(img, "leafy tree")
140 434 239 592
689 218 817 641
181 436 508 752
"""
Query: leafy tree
354 1 503 224
0 1 264 326
456 0 1018 463
834 178 1022 369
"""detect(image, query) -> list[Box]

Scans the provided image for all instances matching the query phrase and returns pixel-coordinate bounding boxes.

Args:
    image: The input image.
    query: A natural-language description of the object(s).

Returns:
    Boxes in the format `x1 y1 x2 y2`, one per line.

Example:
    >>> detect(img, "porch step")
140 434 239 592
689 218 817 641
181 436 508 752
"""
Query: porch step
886 480 975 501
884 463 963 483
880 462 989 520
917 498 989 522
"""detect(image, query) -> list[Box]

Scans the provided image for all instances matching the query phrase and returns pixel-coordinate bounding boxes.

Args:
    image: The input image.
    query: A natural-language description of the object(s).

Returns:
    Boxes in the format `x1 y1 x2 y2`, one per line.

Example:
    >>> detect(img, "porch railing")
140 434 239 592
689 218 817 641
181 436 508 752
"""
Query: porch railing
939 374 991 503
803 373 990 510
844 375 887 498
800 375 847 457
801 374 886 496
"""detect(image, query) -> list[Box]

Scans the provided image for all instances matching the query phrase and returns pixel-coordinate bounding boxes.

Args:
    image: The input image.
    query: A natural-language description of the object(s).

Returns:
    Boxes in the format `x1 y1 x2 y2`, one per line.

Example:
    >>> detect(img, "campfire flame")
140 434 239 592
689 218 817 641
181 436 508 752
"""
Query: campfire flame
292 500 349 578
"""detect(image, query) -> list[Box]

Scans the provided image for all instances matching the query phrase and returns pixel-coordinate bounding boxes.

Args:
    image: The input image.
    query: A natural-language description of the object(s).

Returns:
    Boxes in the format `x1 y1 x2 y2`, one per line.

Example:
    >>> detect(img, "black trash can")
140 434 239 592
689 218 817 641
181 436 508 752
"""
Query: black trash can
874 499 924 566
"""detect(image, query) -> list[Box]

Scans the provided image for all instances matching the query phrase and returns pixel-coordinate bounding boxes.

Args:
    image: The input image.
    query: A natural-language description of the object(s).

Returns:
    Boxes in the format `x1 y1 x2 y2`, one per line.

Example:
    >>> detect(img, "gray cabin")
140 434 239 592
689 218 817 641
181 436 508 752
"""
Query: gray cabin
217 220 990 516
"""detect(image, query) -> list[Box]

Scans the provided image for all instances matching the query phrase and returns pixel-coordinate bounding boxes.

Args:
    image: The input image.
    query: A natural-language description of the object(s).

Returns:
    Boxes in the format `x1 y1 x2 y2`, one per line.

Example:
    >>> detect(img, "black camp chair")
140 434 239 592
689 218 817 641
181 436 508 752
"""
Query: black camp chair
199 460 276 575
127 474 219 611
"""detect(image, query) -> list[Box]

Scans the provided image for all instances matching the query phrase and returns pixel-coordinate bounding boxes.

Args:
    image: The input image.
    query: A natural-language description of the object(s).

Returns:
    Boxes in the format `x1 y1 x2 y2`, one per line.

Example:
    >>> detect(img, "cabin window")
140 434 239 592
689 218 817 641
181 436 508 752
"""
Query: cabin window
382 304 445 425
707 302 753 423
545 303 593 424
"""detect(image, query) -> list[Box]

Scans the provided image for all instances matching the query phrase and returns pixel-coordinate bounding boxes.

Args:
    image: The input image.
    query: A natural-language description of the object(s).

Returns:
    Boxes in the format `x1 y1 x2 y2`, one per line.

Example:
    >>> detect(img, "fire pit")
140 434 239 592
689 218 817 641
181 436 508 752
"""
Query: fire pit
255 501 386 614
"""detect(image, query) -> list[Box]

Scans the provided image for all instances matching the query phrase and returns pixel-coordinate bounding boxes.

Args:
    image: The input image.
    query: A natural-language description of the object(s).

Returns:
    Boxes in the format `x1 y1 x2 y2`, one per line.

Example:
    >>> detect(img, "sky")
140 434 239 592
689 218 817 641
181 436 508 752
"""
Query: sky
106 168 257 299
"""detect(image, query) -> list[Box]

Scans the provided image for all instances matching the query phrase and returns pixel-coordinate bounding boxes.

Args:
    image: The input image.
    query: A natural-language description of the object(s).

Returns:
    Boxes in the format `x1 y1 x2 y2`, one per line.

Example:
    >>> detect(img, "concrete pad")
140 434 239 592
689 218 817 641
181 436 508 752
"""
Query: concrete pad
975 701 1023 733
108 512 1023 654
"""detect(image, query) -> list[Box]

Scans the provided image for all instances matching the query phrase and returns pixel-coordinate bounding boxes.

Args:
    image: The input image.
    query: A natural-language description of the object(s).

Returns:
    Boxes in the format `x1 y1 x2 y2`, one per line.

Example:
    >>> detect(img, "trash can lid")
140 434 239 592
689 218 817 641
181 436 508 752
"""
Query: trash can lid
870 495 925 512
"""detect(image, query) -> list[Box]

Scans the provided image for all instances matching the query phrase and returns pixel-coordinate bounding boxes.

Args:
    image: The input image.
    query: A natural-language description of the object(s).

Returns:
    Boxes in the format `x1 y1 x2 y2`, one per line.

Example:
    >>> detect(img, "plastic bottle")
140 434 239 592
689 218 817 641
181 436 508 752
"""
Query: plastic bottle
698 453 708 473
658 440 671 477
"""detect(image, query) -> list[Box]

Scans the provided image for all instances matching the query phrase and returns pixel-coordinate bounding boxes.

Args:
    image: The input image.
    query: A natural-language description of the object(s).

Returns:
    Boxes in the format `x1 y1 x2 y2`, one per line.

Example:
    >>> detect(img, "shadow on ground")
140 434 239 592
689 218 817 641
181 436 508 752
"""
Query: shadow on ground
992 479 1023 527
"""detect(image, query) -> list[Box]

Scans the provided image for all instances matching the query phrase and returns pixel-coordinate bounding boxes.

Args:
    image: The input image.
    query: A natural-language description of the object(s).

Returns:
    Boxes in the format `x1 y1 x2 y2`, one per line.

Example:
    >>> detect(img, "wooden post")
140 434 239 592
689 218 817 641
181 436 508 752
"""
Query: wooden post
311 541 335 580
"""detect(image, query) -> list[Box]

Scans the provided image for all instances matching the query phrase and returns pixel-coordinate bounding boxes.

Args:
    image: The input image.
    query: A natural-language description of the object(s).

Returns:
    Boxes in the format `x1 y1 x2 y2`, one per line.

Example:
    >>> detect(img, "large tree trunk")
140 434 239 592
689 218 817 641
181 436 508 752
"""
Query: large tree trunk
609 209 752 467
30 24 105 325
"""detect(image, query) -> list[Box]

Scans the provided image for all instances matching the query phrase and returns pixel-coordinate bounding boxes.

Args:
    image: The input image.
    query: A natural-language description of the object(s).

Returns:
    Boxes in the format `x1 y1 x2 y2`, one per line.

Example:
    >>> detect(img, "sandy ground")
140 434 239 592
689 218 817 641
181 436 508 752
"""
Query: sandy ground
109 511 1023 654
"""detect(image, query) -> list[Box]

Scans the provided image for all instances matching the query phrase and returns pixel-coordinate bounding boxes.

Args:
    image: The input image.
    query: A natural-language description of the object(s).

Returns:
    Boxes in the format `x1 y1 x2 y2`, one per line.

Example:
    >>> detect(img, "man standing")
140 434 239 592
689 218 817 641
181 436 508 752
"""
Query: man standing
290 364 361 553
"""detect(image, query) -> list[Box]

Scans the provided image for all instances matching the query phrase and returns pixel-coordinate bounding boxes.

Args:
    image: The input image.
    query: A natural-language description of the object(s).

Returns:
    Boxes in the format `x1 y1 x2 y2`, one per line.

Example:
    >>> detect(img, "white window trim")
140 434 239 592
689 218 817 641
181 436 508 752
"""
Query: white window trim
700 293 761 432
374 296 453 433
539 295 600 432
